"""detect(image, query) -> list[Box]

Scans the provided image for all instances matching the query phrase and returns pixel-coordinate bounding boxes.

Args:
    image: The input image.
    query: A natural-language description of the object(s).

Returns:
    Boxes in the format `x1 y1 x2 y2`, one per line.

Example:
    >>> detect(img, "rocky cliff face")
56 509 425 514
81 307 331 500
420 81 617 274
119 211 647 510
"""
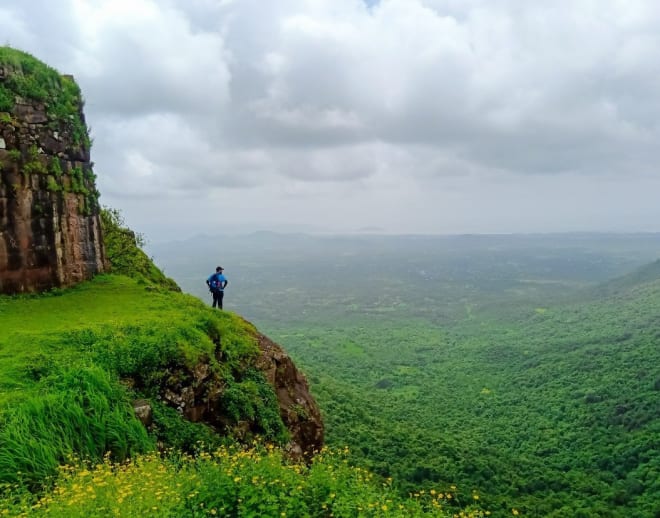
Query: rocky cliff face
255 332 324 456
0 49 106 294
143 328 324 457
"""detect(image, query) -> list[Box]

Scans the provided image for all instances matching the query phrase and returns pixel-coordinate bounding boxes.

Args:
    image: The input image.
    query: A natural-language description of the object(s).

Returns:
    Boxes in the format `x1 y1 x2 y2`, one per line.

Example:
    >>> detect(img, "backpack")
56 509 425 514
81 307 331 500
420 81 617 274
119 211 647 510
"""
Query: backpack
208 273 221 291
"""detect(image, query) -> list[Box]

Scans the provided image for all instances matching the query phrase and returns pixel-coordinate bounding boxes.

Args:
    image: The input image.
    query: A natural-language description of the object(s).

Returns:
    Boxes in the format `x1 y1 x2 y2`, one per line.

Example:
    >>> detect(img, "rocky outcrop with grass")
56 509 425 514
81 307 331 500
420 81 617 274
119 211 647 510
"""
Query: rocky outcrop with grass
0 47 106 294
138 319 324 458
99 210 323 456
256 332 324 457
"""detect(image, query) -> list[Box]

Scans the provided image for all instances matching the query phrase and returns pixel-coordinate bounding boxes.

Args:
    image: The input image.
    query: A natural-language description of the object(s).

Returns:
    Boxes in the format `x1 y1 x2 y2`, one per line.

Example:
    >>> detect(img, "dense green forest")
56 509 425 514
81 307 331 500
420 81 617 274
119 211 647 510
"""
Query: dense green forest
152 232 660 517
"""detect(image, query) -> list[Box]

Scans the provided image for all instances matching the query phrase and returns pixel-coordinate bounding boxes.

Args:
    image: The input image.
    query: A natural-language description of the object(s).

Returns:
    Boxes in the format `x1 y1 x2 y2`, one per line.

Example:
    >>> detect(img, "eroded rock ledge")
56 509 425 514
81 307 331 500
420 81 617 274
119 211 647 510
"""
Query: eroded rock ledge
255 332 324 456
134 329 324 457
0 52 106 294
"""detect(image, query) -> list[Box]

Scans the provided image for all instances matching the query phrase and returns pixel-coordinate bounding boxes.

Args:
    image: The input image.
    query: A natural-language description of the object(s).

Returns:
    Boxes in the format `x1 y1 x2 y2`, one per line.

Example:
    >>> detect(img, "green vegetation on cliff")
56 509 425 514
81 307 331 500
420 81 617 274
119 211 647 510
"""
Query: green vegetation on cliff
0 46 89 148
0 217 484 517
100 207 179 290
0 275 277 488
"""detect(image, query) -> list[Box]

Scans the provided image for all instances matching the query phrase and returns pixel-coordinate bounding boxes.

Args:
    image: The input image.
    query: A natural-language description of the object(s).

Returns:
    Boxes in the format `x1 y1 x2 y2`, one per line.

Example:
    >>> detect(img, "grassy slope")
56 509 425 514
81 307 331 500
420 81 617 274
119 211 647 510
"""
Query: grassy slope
0 274 268 488
0 275 240 404
1 277 165 383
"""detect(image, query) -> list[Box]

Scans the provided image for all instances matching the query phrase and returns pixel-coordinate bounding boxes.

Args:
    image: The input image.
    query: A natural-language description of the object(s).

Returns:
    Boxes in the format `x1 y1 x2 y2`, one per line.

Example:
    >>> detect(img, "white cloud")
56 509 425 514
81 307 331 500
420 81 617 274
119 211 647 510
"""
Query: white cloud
1 0 660 238
71 0 230 117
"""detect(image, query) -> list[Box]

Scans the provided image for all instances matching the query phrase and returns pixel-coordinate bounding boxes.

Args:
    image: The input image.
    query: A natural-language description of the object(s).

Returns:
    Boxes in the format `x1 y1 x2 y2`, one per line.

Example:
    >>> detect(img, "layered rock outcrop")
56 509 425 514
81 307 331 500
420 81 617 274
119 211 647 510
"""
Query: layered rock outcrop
255 332 324 456
0 48 106 294
142 329 324 457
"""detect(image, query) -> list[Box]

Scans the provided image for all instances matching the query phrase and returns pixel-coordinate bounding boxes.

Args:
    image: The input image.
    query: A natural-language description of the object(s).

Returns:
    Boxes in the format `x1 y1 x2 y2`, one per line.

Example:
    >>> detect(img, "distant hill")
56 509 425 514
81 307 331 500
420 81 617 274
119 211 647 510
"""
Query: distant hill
594 258 660 295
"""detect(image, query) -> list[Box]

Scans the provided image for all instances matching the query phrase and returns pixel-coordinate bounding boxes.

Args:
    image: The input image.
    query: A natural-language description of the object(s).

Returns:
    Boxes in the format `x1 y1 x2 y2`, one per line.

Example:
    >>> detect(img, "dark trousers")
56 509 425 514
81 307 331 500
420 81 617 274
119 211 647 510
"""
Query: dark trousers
212 290 224 309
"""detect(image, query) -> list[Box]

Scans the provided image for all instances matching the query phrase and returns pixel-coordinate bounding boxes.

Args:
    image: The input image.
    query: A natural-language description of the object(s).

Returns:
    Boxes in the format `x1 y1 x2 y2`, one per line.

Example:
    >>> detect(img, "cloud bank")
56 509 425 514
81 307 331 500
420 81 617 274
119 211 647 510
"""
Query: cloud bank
2 0 660 237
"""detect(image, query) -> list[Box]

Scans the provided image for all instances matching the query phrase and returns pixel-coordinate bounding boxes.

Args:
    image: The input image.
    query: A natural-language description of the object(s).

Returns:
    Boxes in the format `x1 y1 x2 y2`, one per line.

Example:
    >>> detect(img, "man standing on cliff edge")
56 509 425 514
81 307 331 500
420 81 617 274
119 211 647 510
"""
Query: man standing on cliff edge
206 266 228 309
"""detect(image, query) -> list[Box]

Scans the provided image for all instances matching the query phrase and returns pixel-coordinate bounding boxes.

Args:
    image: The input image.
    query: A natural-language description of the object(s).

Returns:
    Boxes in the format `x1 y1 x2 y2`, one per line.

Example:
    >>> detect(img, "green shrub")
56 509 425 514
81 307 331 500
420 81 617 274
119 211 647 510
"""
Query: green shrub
22 160 47 175
150 402 228 454
221 369 289 443
0 46 90 149
87 323 197 386
49 158 62 177
46 176 60 192
0 85 13 111
100 207 179 290
0 366 153 490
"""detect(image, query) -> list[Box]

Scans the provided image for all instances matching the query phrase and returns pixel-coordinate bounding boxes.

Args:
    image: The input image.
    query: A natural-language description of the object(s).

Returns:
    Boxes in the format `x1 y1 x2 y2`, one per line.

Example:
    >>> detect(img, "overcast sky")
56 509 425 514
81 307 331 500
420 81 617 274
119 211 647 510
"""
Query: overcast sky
2 0 660 240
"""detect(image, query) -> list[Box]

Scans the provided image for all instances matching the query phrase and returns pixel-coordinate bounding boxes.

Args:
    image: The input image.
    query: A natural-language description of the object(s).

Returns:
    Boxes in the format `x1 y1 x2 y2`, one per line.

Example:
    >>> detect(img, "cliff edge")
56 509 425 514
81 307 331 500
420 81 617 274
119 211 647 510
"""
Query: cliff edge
0 47 323 477
0 47 106 294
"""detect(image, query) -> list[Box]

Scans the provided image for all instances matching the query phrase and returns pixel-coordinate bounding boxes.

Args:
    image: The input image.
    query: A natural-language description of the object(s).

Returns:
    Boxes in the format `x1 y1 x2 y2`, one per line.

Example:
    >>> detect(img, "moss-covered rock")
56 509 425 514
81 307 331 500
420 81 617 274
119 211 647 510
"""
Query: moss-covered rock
0 47 105 294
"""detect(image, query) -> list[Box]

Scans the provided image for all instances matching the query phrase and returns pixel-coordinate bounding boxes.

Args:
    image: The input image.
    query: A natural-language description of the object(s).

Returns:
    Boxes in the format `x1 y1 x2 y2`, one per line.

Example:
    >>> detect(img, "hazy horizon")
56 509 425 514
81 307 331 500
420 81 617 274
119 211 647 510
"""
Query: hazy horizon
147 228 660 247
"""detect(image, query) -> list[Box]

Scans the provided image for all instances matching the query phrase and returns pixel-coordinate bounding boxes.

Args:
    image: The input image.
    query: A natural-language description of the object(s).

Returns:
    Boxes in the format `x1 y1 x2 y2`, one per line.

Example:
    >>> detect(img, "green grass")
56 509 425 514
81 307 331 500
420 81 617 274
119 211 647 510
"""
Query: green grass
0 275 279 493
0 366 152 490
0 276 200 403
0 274 253 366
1 276 163 335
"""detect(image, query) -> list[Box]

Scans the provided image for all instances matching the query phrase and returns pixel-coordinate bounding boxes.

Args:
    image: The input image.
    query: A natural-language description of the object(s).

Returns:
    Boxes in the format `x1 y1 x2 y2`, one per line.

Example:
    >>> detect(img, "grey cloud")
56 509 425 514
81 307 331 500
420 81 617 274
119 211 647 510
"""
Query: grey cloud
211 0 660 182
2 0 660 237
0 1 79 60
94 114 269 200
74 4 230 118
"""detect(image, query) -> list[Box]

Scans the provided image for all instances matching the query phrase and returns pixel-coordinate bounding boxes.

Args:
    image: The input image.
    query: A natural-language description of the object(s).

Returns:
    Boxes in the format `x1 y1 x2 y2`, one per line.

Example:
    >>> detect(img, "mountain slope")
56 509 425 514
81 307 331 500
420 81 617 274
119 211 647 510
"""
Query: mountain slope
241 253 660 517
594 258 660 296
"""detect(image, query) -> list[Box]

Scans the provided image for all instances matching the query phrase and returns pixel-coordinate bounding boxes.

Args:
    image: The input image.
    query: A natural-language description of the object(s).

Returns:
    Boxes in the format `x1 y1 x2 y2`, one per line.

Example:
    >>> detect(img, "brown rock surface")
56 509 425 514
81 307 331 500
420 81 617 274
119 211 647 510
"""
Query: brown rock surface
0 67 106 294
151 329 324 457
255 332 324 457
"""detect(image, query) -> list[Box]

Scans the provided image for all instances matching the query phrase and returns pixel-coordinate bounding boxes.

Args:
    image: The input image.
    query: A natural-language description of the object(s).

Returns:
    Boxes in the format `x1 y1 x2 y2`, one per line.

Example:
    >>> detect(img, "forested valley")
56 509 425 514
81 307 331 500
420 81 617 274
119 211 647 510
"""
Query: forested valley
152 233 660 517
